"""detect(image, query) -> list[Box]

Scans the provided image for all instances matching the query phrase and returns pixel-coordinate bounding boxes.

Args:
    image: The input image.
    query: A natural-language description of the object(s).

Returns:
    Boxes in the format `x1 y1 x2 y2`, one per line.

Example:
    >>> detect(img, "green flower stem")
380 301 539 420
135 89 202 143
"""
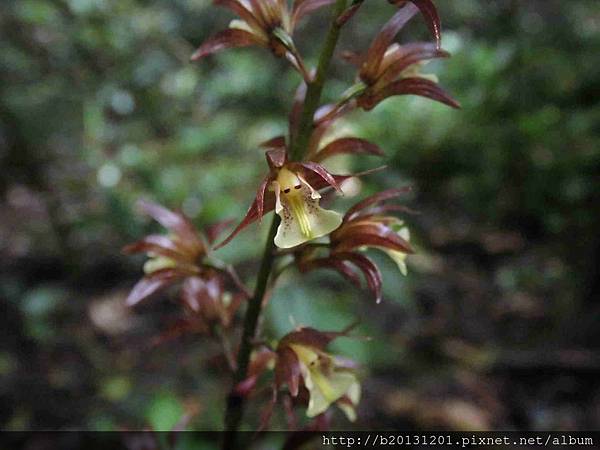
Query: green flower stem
222 215 279 450
222 1 347 448
289 0 348 162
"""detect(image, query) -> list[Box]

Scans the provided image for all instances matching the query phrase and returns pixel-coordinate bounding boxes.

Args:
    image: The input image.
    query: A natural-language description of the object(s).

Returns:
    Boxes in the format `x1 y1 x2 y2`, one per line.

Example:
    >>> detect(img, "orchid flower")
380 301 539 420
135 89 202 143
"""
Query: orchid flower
276 327 361 420
298 189 415 303
123 200 245 330
216 149 364 250
191 0 336 81
341 2 459 111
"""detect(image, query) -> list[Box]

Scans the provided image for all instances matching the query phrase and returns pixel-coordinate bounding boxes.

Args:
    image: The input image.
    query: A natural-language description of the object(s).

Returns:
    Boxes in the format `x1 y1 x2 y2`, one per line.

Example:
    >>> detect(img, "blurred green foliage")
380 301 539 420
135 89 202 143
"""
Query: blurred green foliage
1 0 599 436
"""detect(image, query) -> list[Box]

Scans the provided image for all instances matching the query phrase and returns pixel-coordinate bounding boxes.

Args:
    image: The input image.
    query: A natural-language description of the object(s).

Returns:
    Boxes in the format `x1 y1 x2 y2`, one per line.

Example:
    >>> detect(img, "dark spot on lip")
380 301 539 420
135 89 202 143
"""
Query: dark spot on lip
283 188 291 194
294 184 301 190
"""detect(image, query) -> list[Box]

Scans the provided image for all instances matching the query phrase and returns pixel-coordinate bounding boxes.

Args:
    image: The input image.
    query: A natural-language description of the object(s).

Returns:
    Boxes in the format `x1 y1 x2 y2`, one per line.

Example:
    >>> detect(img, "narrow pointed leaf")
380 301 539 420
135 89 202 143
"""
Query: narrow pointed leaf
303 166 387 192
216 167 385 249
281 326 354 350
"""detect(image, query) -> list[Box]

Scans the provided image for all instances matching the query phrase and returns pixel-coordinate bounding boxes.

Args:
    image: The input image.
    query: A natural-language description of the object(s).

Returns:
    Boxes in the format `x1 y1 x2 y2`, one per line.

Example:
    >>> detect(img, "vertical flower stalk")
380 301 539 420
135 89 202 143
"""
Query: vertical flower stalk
222 2 348 447
125 0 457 442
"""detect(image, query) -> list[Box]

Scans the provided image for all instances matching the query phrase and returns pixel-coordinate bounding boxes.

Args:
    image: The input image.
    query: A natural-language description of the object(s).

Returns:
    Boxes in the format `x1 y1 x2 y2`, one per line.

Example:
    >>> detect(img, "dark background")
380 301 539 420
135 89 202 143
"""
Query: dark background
1 0 599 439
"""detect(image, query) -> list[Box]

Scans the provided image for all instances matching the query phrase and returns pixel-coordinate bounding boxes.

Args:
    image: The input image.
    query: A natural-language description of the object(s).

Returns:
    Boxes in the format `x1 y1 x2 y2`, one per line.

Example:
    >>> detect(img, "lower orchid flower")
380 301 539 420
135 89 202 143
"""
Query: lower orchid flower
286 343 361 420
276 326 361 421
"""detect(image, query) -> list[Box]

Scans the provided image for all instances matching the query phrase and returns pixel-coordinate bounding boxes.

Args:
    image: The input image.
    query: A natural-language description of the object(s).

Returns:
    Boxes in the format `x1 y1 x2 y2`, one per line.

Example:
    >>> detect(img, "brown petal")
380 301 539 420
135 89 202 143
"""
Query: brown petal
303 166 387 192
249 346 277 378
335 252 383 303
280 325 356 350
335 226 414 254
361 77 460 110
361 3 419 83
336 1 363 26
126 269 184 307
255 174 272 223
298 162 342 193
303 257 362 289
137 200 204 253
291 0 336 29
313 137 384 163
266 148 287 170
260 135 287 150
275 346 302 397
344 187 411 221
181 275 223 314
191 29 262 61
395 0 441 48
247 0 271 27
122 235 184 260
377 42 449 87
214 0 265 32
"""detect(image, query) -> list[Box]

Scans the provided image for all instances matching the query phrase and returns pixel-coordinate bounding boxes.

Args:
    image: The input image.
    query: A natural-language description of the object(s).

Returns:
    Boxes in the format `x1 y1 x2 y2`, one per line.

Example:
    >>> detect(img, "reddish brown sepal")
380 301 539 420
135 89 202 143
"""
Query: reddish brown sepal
359 77 461 111
312 138 384 163
362 3 419 83
126 269 185 307
191 29 260 61
334 252 383 303
390 0 441 48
